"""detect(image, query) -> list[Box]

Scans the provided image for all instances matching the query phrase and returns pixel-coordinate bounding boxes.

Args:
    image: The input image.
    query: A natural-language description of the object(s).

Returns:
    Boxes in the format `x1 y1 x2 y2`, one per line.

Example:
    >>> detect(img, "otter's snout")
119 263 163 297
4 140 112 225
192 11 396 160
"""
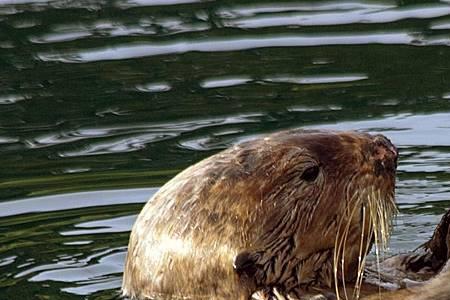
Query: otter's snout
372 135 398 175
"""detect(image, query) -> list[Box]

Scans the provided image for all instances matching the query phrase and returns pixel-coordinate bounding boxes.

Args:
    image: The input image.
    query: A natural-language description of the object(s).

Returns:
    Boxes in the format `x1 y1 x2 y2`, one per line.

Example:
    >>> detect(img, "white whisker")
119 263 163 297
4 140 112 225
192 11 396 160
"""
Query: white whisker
334 186 397 300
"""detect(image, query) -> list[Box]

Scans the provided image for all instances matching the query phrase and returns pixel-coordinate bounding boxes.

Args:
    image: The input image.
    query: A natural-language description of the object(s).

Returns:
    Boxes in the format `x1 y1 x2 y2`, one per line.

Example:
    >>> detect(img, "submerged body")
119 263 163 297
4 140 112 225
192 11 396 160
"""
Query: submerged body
123 129 398 299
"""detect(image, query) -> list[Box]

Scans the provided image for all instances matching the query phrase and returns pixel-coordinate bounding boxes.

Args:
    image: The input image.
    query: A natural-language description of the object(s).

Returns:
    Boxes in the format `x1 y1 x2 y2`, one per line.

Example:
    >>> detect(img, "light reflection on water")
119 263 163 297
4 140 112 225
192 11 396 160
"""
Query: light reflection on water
220 4 450 28
38 32 423 63
0 0 450 299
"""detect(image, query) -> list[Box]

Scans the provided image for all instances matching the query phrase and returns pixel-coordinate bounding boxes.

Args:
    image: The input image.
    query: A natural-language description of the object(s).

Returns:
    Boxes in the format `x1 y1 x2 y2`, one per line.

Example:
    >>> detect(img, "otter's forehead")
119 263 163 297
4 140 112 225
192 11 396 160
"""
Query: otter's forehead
267 129 371 161
268 129 371 144
226 129 395 181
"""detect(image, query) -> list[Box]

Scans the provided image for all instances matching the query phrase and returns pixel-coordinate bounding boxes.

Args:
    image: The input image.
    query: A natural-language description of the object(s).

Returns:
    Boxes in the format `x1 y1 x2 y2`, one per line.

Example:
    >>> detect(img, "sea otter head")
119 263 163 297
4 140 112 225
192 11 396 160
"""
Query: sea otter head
233 130 398 297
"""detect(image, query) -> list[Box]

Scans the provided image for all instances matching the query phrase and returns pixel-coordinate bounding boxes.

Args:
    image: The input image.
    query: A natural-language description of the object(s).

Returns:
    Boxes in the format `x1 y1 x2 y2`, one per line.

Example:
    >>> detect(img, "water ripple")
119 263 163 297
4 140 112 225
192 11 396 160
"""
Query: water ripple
116 0 208 9
58 132 178 156
178 129 242 151
0 256 17 267
0 94 29 105
25 114 262 156
135 82 172 92
29 16 209 45
220 4 450 29
313 112 450 146
264 74 368 84
287 105 343 112
60 215 136 236
200 76 253 89
216 1 396 17
431 20 450 30
63 277 122 296
0 188 155 218
37 31 422 63
28 250 124 283
30 30 93 44
0 136 20 144
13 247 125 296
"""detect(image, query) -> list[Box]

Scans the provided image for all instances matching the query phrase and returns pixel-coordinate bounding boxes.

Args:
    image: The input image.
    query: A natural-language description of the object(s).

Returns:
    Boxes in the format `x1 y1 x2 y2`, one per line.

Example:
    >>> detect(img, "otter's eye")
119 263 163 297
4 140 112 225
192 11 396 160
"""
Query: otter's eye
301 165 320 182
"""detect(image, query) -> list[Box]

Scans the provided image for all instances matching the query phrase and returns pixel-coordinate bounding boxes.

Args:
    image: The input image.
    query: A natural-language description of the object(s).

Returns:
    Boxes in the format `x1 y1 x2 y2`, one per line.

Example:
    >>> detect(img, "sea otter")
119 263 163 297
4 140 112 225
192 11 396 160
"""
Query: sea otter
122 129 399 300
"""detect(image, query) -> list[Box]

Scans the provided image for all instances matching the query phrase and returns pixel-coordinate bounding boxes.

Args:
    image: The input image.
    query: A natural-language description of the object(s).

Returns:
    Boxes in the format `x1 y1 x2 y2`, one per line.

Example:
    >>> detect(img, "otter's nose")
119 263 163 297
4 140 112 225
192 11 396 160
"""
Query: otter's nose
372 135 398 174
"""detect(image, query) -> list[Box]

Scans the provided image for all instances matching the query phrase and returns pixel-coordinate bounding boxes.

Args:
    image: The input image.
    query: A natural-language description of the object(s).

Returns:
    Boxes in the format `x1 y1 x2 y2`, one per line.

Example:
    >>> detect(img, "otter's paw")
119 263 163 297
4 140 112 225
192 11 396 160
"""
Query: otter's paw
308 293 336 300
252 288 284 300
273 288 336 300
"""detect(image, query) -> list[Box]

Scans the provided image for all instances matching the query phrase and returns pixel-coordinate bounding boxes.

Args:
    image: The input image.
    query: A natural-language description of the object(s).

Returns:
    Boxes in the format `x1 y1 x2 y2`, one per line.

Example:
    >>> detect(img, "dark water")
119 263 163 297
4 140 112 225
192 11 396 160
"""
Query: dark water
1 0 450 299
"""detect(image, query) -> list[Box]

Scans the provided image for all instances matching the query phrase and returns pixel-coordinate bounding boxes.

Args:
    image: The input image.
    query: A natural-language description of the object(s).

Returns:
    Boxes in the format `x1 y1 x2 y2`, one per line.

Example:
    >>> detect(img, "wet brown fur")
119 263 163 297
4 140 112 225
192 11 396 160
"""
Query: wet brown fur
122 129 397 300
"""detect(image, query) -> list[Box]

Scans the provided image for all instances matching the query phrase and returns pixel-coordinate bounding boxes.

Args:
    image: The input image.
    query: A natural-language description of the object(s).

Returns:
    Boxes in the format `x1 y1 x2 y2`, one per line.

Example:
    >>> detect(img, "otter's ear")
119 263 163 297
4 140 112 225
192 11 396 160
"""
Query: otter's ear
233 251 260 277
233 251 264 298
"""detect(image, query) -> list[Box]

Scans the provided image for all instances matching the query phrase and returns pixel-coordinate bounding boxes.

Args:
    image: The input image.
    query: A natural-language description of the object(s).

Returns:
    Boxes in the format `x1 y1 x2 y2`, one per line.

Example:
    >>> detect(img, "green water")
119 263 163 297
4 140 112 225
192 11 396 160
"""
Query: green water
0 0 450 299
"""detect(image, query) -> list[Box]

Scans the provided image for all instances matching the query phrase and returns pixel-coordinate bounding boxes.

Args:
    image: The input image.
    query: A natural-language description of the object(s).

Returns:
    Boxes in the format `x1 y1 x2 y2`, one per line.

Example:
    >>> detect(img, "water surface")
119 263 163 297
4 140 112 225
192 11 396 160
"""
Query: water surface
1 0 450 299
